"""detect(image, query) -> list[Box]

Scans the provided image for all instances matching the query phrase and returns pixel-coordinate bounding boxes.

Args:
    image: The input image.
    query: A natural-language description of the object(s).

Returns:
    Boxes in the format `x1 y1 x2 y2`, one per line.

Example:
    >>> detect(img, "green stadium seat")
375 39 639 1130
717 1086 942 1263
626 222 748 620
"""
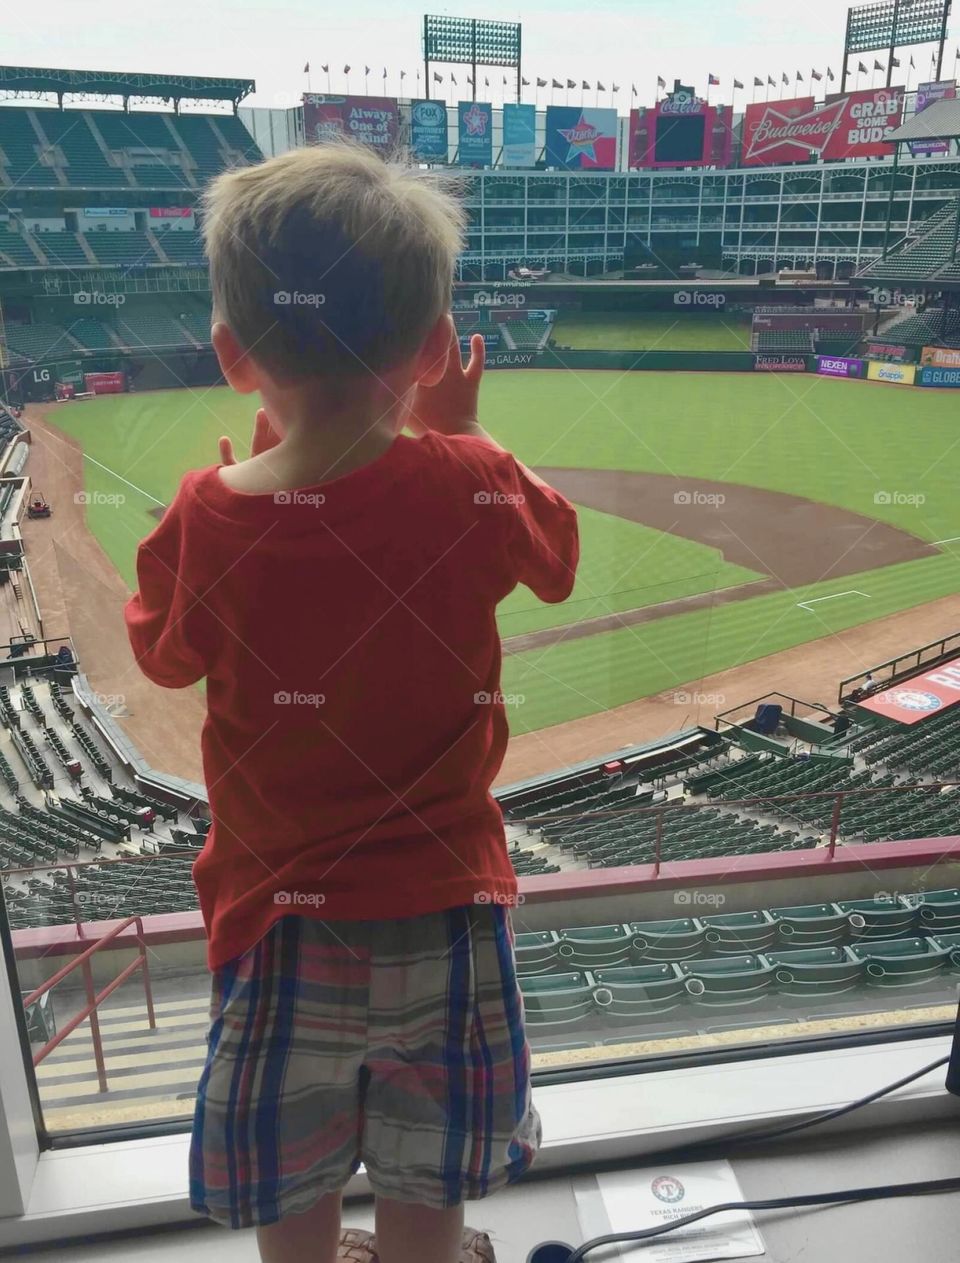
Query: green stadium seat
835 897 920 941
518 971 595 1032
590 963 686 1021
768 903 851 949
555 923 634 968
627 917 707 963
678 954 776 1009
914 888 960 934
762 946 866 999
846 938 947 989
514 931 561 976
701 909 777 955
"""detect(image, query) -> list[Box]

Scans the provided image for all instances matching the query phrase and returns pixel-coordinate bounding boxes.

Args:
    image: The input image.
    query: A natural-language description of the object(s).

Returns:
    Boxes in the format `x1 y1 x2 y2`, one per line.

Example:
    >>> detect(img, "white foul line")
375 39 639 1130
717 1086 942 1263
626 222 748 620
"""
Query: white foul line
933 536 960 546
796 590 870 613
82 454 166 507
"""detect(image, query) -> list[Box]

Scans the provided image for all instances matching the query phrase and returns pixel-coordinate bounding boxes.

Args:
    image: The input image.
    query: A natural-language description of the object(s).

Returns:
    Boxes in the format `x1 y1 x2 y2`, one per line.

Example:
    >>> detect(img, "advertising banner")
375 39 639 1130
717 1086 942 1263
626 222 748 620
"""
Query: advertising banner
457 100 493 167
410 99 448 161
909 81 956 156
866 342 910 363
919 366 960 387
858 657 960 725
545 106 617 170
754 355 807 372
742 86 902 166
502 102 537 167
302 95 399 150
83 371 126 395
754 313 865 335
867 361 916 385
816 355 865 378
149 207 192 218
82 208 130 218
921 345 960 368
486 350 544 369
629 87 733 170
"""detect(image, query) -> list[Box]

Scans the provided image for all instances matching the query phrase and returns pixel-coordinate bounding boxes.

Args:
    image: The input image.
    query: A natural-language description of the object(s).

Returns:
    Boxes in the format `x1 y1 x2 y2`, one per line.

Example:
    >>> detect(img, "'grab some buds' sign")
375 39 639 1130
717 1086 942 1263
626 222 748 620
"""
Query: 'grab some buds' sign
743 87 902 166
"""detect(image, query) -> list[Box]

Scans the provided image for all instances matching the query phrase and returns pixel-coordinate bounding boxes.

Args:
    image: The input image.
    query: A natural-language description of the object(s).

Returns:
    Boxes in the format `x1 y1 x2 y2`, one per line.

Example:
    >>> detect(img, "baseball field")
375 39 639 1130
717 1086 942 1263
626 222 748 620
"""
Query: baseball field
46 369 960 736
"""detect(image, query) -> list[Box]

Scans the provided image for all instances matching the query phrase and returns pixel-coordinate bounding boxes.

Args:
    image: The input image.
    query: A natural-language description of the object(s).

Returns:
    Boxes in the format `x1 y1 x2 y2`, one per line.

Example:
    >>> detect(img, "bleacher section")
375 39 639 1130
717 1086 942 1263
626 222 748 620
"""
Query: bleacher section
870 308 960 350
81 230 159 267
2 323 74 361
858 201 960 283
36 111 126 187
501 320 551 350
112 312 193 349
754 329 815 353
0 104 263 195
35 229 90 267
154 230 205 264
0 225 40 268
516 887 960 1043
0 108 61 188
69 317 117 351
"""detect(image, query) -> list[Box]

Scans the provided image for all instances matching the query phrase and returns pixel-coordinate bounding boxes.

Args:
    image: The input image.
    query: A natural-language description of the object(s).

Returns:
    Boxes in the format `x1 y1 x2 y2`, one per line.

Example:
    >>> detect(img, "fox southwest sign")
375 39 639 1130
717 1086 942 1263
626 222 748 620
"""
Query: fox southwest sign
742 87 903 165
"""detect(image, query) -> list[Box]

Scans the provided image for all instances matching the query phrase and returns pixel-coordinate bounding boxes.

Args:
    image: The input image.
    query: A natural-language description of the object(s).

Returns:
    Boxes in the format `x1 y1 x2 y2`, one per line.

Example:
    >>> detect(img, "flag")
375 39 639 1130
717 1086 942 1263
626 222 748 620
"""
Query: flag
582 80 590 90
910 56 915 69
537 77 547 87
612 84 619 93
485 77 490 87
597 81 605 91
827 67 835 81
522 77 530 86
321 64 329 73
450 73 457 85
503 75 508 86
467 75 473 86
753 76 763 87
811 69 822 81
365 65 370 75
303 62 310 74
343 64 350 74
782 72 789 85
874 60 884 71
891 57 900 68
768 76 776 87
858 61 868 74
566 78 576 89
433 71 442 84
656 76 665 89
400 70 406 80
733 79 744 90
552 79 562 89
796 71 803 81
382 67 387 79
633 84 639 97
709 73 720 86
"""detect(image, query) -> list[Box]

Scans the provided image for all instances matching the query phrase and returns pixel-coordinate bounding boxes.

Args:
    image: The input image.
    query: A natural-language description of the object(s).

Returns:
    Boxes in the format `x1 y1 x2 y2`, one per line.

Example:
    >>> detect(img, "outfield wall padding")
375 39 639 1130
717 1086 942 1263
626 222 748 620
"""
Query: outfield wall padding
534 349 762 372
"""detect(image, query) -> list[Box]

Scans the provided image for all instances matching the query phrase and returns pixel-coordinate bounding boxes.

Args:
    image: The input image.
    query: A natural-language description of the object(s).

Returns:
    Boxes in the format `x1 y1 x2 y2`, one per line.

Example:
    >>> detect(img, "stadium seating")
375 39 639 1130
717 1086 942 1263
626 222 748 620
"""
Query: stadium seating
2 323 75 361
501 321 551 350
754 329 814 353
89 110 193 190
858 201 960 283
0 108 62 187
112 313 193 349
178 312 212 343
870 308 960 349
35 230 91 267
36 111 127 187
154 231 206 264
0 225 42 268
69 317 119 351
81 230 160 267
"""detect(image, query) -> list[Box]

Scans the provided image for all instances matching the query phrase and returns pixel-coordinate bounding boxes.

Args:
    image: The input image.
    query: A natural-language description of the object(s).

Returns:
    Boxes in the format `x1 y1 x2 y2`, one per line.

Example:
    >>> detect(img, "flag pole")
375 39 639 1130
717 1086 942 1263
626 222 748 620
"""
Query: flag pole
326 68 331 93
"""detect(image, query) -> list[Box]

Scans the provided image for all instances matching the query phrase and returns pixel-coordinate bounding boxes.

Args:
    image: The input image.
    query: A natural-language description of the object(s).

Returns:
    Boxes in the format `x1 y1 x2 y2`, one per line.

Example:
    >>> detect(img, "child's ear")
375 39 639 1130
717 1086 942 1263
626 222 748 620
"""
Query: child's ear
416 314 455 388
212 323 260 395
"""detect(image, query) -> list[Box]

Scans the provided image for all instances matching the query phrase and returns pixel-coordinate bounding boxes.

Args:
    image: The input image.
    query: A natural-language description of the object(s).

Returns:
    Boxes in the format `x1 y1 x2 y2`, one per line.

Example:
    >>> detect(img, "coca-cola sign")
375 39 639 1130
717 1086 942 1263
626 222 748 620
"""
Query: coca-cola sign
660 87 705 116
743 87 903 166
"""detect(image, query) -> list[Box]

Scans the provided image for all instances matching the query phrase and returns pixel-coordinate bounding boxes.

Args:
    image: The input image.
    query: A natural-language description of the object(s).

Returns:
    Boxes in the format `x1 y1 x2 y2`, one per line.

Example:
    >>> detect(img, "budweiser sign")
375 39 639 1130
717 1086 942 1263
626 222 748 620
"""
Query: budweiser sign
743 88 902 165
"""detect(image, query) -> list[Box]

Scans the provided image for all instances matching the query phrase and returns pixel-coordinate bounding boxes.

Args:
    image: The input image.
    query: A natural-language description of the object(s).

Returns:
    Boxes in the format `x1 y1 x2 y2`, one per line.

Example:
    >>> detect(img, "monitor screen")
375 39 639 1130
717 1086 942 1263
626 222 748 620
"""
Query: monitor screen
654 114 706 163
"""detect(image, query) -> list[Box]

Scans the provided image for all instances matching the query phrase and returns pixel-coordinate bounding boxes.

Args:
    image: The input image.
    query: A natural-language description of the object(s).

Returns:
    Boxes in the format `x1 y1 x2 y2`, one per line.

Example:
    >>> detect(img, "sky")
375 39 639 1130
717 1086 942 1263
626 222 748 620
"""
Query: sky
3 0 959 110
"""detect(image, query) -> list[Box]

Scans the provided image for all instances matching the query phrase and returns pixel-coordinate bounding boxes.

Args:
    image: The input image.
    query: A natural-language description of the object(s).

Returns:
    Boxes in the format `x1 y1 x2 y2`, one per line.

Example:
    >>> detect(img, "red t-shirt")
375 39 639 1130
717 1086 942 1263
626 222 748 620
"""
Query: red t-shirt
124 432 579 968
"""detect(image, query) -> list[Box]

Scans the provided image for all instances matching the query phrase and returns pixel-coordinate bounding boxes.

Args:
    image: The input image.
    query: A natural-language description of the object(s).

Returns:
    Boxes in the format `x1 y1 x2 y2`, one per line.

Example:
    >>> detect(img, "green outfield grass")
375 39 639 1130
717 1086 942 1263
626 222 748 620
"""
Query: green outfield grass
48 371 960 733
551 311 754 351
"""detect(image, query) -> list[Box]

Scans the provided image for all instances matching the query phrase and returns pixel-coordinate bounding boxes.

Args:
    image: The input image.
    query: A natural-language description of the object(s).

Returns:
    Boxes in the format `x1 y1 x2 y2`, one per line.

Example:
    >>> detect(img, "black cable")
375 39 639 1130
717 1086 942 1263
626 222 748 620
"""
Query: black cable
563 1176 960 1261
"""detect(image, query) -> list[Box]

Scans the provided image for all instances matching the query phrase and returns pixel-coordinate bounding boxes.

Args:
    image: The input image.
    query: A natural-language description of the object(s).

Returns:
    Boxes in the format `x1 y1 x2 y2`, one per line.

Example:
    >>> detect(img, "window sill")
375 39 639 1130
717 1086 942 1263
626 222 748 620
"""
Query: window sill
0 1033 955 1248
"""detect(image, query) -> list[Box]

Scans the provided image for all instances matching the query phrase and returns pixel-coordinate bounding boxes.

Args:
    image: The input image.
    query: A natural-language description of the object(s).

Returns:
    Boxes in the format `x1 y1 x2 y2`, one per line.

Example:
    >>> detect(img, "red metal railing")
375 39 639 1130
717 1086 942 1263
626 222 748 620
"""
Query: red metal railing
21 914 156 1094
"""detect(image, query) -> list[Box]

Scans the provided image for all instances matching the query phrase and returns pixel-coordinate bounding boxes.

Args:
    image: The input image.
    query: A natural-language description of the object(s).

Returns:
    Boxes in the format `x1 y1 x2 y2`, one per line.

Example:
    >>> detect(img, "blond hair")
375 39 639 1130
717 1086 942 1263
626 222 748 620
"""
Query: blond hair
202 141 466 382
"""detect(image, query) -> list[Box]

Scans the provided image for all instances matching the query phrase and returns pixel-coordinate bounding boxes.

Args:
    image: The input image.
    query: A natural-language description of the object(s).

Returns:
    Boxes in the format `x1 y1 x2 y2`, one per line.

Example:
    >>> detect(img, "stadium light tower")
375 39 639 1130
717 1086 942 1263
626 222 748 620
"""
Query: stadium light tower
841 0 952 91
422 15 522 102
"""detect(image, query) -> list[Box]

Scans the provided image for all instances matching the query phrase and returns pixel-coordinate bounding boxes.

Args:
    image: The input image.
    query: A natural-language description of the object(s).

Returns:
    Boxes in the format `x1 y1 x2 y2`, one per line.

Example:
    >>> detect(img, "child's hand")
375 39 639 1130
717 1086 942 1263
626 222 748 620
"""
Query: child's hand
218 409 280 465
408 328 484 438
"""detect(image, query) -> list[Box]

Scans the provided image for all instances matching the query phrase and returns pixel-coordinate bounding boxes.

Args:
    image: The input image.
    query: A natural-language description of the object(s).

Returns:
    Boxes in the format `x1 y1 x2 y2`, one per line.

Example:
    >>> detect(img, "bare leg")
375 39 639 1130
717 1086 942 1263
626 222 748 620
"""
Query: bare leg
375 1195 465 1263
256 1189 343 1263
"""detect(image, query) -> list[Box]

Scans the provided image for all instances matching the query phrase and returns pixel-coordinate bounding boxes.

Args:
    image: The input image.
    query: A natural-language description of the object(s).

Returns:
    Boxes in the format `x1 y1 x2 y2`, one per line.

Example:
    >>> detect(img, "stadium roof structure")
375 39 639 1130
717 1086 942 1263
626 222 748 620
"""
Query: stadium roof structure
887 97 960 143
0 66 255 111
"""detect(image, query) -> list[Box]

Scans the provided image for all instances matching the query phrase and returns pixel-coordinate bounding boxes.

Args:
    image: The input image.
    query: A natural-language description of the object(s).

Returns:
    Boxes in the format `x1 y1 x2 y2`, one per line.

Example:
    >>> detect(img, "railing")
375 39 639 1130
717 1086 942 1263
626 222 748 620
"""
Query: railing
509 780 960 876
20 913 155 1093
838 630 960 703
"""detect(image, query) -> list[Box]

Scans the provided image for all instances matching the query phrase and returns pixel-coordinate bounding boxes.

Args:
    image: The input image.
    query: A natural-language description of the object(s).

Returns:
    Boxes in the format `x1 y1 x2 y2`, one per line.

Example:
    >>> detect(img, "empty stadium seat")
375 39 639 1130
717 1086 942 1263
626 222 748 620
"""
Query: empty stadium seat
590 963 687 1021
761 947 866 999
